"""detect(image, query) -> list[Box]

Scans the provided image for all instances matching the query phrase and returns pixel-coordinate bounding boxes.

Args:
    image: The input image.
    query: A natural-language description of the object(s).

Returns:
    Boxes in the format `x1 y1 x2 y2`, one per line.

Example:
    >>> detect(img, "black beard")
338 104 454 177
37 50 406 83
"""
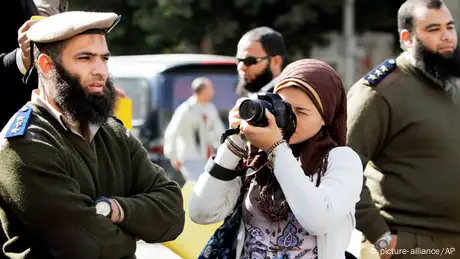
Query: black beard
414 38 460 84
236 63 274 95
49 61 117 126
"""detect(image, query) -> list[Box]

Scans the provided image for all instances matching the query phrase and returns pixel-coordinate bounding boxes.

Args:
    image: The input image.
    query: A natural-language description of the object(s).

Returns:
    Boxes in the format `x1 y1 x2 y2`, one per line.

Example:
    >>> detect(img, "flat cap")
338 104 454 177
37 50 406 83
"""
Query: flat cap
27 11 120 44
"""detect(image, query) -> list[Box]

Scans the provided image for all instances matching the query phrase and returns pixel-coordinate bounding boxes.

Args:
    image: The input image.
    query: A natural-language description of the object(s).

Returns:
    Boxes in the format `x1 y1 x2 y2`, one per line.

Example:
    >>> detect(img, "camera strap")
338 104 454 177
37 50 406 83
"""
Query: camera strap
220 127 241 144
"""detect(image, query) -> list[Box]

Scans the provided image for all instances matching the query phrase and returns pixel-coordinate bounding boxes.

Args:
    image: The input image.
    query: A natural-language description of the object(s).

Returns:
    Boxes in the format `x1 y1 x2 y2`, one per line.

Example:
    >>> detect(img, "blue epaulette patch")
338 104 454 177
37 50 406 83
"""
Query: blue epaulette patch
362 59 397 86
5 106 33 138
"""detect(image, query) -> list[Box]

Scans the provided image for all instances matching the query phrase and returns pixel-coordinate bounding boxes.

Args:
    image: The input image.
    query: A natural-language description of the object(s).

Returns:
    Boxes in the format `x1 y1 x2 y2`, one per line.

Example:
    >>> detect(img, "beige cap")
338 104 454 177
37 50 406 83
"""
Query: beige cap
27 11 120 43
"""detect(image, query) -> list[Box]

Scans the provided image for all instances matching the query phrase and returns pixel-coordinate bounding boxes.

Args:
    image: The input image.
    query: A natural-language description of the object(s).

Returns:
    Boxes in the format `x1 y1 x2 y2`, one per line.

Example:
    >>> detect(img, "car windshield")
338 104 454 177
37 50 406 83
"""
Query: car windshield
111 77 150 122
171 74 238 110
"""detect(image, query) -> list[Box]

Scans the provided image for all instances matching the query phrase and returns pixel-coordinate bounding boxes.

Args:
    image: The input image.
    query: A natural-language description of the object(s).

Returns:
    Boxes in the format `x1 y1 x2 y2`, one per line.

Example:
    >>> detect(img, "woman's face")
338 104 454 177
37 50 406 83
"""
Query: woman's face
277 86 324 145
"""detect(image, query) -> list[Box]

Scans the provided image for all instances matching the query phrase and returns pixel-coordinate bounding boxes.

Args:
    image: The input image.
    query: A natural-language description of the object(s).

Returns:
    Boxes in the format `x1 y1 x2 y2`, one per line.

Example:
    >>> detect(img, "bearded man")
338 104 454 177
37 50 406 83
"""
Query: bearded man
235 26 287 98
347 0 460 258
0 11 184 259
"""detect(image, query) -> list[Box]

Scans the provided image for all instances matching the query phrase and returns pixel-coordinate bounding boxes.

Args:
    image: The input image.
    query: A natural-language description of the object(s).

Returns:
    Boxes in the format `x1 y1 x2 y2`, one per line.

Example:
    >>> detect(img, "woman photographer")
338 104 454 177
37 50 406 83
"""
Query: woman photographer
189 59 363 259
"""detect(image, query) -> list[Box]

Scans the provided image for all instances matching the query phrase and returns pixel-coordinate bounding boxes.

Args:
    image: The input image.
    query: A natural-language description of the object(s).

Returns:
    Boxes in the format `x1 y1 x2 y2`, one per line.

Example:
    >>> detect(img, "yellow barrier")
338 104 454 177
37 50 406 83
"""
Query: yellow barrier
31 16 47 21
114 97 133 130
163 181 222 259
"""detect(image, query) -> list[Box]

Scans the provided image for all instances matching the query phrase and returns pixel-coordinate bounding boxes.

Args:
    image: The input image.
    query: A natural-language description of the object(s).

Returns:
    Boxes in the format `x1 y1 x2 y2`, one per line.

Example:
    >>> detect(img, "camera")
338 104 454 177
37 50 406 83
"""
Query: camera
239 93 297 139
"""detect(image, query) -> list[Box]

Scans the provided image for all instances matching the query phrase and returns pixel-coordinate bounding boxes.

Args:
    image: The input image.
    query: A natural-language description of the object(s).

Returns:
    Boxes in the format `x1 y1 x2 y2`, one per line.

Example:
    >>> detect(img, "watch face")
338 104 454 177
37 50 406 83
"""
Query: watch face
96 201 111 216
377 239 389 249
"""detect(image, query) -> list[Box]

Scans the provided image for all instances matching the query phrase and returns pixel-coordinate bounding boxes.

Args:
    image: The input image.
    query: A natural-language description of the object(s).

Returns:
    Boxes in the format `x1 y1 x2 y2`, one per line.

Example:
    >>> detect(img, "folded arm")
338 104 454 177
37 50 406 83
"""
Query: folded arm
0 136 136 259
112 129 185 243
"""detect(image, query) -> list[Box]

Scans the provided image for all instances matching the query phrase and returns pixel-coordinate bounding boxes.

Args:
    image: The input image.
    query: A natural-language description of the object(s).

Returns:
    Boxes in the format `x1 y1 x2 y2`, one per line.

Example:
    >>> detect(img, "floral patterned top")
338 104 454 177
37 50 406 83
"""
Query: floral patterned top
241 181 318 259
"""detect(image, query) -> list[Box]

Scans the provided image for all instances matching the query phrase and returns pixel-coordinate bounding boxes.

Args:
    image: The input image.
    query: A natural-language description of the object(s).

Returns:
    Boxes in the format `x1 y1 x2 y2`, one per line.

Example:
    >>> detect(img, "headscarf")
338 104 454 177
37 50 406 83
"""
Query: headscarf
241 58 348 222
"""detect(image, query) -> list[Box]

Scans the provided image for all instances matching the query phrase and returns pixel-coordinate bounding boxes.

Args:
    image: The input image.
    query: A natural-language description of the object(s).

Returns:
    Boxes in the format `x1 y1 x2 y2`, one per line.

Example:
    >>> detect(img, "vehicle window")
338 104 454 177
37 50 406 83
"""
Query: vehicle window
111 77 150 122
171 74 238 111
165 66 239 128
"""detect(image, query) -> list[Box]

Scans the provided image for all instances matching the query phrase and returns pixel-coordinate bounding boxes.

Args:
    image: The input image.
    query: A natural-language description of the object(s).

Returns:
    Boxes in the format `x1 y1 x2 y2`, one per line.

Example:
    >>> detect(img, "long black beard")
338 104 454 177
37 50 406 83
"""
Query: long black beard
414 38 460 85
236 63 274 96
49 61 117 126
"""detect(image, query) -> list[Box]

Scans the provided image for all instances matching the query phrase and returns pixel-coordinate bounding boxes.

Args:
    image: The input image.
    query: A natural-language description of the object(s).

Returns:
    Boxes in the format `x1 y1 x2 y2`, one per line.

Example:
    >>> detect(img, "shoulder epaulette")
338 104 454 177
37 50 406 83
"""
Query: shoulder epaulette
5 106 33 138
362 59 397 86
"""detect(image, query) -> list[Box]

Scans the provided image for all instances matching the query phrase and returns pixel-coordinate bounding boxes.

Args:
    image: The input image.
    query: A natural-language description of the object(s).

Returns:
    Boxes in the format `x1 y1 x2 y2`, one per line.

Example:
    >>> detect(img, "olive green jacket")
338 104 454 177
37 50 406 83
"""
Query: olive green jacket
347 52 460 243
0 102 185 259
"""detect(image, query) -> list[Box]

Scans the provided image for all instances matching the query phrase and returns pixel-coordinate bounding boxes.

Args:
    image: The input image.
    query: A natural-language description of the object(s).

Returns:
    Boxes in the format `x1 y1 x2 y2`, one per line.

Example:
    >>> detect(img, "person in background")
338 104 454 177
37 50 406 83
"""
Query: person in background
235 27 287 98
347 0 460 258
0 0 68 129
0 11 184 258
164 77 225 182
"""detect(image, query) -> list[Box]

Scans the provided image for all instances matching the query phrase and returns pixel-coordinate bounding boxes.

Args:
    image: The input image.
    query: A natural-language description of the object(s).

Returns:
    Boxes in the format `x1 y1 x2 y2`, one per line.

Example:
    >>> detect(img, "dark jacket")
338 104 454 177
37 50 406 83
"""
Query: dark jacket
347 52 460 243
0 0 39 129
0 102 185 259
0 50 38 129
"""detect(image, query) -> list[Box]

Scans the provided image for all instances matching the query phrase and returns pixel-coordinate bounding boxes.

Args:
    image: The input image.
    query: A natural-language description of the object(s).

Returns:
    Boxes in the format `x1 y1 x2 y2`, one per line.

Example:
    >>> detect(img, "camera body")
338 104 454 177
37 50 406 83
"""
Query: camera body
239 93 296 139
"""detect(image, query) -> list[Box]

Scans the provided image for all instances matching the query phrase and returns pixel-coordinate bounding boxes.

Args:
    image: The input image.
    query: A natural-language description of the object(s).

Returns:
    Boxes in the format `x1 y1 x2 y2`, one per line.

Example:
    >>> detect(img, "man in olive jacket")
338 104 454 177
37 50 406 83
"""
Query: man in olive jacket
0 11 184 259
348 0 460 258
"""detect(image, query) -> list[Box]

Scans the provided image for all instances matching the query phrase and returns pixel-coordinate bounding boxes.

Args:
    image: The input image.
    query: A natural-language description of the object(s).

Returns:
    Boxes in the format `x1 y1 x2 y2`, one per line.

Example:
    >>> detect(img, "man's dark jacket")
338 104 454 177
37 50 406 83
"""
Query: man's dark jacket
0 0 39 128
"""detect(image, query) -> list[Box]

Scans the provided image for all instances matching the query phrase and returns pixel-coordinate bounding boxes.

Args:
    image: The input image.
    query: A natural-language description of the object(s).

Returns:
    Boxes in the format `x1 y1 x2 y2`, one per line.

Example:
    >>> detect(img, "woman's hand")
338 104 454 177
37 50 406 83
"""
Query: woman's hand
240 109 283 152
228 98 249 129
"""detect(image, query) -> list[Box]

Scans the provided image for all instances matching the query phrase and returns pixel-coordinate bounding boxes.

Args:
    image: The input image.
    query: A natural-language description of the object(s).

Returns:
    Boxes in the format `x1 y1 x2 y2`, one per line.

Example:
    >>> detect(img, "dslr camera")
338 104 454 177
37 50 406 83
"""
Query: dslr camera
239 93 297 139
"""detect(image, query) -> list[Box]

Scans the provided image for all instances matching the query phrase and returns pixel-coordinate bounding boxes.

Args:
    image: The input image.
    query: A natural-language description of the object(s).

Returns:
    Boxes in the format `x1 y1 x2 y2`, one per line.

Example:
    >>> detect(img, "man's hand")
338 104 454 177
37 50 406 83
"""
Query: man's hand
18 20 39 70
240 109 283 152
228 97 249 129
109 198 121 223
380 235 398 259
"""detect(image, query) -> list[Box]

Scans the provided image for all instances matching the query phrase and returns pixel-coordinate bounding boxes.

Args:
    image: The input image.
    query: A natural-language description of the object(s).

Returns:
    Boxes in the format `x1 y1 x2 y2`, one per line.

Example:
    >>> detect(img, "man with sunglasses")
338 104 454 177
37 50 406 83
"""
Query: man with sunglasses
235 27 287 98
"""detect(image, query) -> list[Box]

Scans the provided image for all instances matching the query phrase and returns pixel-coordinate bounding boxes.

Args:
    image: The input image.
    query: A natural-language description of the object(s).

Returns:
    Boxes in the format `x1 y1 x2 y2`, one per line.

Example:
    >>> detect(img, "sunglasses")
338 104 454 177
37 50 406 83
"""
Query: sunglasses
236 56 270 66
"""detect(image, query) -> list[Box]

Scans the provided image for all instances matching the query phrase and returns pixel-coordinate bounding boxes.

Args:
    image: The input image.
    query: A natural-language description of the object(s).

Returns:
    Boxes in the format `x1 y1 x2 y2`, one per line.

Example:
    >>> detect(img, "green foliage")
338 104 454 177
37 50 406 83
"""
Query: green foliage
71 0 404 57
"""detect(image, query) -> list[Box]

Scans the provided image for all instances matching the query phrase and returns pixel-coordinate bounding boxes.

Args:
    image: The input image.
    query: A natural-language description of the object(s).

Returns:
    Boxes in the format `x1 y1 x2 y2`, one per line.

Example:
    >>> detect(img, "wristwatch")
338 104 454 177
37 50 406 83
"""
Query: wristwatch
375 232 392 251
95 196 112 218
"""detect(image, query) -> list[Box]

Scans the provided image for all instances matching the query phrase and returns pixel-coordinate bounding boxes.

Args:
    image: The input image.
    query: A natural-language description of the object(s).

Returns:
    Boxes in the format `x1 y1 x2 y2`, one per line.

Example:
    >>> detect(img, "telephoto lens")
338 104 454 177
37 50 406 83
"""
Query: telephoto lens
239 99 271 127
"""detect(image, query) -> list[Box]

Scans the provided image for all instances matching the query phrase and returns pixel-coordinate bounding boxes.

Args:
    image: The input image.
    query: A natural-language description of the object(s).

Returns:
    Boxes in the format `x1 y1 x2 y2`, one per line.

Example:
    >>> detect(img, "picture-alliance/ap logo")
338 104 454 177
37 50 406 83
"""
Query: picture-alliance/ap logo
370 247 456 256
